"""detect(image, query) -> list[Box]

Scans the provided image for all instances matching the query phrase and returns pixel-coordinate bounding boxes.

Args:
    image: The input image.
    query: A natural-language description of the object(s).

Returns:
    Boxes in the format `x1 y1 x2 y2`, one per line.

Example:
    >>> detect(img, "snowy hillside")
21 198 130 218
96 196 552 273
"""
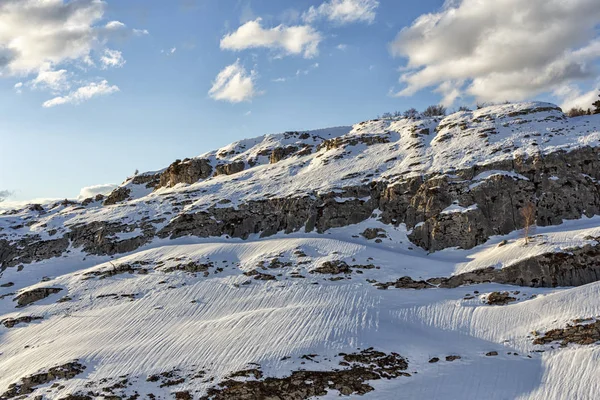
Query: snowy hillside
2 102 600 399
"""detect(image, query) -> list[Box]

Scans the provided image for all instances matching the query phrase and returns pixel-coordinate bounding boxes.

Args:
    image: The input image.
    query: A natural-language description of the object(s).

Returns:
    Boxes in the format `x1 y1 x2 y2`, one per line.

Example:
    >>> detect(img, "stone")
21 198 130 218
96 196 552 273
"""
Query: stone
14 287 63 307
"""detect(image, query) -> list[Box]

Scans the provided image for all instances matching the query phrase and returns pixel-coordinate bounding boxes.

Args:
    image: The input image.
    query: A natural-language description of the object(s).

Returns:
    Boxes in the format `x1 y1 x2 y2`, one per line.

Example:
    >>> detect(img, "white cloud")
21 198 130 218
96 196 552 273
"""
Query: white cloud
133 28 150 36
105 20 126 31
100 49 125 69
272 77 287 83
0 0 146 105
78 183 118 200
14 81 22 94
303 0 379 25
208 60 258 103
30 68 70 91
389 0 600 104
220 18 322 59
556 84 600 111
42 80 120 108
0 0 105 75
336 44 348 51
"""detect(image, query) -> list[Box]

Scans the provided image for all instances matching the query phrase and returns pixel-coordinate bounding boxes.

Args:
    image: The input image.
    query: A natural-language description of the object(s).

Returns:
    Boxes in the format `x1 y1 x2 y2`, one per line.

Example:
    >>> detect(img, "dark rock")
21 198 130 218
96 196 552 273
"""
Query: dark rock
215 161 245 176
1 315 43 328
2 361 86 398
486 291 517 305
159 158 213 188
14 287 62 307
104 187 131 206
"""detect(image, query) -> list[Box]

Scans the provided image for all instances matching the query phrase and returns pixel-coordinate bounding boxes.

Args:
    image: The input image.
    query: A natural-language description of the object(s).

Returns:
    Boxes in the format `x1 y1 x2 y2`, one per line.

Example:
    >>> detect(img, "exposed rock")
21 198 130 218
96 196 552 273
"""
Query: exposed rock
486 291 517 305
270 146 299 164
244 269 276 281
318 133 391 151
1 315 43 328
215 161 245 176
311 260 352 274
14 287 63 307
201 349 408 400
486 351 498 356
375 276 434 290
445 355 461 362
533 320 600 346
104 187 131 206
131 172 161 188
2 361 86 398
361 228 387 240
159 158 213 188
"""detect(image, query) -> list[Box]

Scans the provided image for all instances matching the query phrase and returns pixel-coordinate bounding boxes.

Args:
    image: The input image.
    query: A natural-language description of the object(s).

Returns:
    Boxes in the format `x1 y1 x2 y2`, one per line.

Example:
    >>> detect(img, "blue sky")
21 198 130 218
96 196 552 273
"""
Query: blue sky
1 0 599 202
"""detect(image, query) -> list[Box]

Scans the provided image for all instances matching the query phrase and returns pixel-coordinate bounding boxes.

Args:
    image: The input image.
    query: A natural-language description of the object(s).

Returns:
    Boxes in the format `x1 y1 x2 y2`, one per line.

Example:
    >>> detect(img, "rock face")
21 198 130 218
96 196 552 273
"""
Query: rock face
373 241 600 289
159 158 213 188
214 161 245 176
103 187 131 206
14 287 63 307
380 147 600 250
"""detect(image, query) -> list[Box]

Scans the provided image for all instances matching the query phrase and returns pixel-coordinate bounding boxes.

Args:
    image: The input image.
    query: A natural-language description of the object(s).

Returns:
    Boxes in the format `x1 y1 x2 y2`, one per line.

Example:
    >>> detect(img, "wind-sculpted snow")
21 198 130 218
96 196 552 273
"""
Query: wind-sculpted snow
2 218 600 398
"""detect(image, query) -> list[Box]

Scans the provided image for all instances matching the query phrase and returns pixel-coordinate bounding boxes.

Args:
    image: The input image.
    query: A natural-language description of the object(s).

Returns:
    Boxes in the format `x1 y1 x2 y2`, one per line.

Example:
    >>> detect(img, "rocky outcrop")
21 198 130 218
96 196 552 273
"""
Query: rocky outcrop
1 315 43 328
2 361 86 398
202 349 408 400
103 187 131 206
317 133 391 151
381 146 600 251
158 184 380 240
158 158 212 188
375 242 600 289
14 287 63 307
215 161 245 176
131 172 161 188
0 236 70 270
533 319 600 346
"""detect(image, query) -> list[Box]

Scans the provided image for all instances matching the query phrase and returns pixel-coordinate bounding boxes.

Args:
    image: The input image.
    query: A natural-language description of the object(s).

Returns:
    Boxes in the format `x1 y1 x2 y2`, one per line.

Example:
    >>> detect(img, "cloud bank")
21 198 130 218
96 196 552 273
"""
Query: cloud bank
390 0 600 105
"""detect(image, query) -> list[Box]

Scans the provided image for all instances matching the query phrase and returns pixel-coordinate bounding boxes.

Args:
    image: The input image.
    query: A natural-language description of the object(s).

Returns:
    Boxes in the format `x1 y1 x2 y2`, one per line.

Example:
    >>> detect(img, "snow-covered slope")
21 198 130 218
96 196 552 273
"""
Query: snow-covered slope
2 102 600 399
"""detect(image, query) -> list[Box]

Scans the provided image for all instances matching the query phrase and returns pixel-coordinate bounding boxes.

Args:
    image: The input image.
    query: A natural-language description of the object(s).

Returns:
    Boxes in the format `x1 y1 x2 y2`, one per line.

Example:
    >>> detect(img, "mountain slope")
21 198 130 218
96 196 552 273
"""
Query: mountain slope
2 102 600 399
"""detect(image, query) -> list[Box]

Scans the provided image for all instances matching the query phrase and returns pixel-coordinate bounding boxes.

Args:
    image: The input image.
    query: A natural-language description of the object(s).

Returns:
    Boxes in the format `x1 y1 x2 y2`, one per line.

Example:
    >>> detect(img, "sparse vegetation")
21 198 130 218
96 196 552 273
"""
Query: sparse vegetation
422 104 446 117
566 107 589 118
593 91 600 114
457 106 471 112
520 202 536 245
403 108 419 119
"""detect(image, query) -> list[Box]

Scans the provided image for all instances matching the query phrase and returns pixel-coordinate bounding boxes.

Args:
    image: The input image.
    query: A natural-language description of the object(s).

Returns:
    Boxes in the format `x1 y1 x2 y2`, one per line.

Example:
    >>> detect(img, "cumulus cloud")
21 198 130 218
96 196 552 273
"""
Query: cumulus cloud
0 0 105 75
0 0 145 106
556 84 600 111
389 0 600 104
42 80 120 108
220 18 322 59
100 49 125 69
30 68 70 91
208 60 258 103
78 183 118 200
303 0 379 25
